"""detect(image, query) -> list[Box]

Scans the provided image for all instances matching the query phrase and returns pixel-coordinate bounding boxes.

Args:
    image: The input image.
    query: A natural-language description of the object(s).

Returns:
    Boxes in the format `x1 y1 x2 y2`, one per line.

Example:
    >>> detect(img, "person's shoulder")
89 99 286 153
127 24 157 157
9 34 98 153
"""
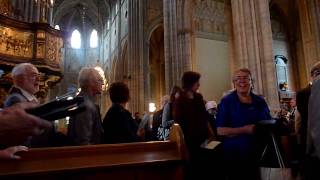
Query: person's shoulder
297 85 311 95
220 90 237 103
4 93 26 107
251 93 267 102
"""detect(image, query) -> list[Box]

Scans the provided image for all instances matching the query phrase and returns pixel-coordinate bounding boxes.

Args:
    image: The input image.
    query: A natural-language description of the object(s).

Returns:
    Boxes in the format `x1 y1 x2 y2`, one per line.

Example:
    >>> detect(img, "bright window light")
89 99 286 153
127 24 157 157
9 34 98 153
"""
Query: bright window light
90 29 98 48
71 29 81 49
54 25 60 30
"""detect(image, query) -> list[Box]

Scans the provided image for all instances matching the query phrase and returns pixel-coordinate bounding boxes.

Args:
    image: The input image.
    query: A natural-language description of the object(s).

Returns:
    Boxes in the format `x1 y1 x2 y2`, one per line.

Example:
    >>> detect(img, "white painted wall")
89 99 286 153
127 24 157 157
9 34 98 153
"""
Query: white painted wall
194 38 231 102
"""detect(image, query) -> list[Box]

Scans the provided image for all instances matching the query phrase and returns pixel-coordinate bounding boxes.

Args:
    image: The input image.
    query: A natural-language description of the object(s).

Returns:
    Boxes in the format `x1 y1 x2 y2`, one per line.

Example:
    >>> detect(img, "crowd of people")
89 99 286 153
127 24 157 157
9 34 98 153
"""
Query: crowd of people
0 62 320 180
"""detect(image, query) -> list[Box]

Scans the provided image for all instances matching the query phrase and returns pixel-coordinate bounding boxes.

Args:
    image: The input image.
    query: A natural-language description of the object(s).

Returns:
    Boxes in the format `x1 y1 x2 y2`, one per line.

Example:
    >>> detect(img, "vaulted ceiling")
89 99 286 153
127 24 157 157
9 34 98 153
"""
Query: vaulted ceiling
53 0 111 34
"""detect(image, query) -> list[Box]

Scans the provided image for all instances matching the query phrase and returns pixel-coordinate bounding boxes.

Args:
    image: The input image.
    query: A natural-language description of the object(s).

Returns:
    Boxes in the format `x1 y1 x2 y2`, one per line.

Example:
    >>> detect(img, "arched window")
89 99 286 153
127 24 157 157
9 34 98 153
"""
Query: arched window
54 25 60 30
90 29 98 48
275 55 288 90
71 29 81 49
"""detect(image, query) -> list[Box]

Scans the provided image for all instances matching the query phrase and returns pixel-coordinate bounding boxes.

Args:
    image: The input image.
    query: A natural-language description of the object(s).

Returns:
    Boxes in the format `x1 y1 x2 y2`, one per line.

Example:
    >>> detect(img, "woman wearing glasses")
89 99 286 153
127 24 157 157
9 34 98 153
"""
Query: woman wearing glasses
216 68 271 180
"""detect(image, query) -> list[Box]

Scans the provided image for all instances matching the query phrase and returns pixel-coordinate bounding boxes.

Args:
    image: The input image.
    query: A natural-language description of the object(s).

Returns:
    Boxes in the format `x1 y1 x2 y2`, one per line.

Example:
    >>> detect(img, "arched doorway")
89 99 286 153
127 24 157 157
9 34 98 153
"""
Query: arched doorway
149 25 165 109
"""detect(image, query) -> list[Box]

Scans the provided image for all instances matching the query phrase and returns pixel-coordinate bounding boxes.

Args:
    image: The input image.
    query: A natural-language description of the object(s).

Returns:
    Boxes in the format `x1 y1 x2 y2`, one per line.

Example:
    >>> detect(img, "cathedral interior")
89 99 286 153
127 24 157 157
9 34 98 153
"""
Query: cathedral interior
0 0 320 179
1 0 319 115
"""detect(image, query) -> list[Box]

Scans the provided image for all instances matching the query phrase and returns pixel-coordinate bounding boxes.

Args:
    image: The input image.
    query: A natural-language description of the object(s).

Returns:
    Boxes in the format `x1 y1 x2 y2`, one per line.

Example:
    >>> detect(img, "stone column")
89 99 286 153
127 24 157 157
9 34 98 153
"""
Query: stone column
177 0 193 72
35 0 41 22
48 6 53 26
163 0 180 93
29 0 34 23
163 0 194 93
24 0 30 22
297 0 320 74
230 0 279 109
128 0 145 113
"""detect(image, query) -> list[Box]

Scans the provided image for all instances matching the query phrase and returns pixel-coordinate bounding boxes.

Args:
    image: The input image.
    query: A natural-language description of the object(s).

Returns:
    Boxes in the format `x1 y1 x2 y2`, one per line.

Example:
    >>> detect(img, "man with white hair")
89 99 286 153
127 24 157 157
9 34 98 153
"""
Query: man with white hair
67 67 104 145
4 63 40 107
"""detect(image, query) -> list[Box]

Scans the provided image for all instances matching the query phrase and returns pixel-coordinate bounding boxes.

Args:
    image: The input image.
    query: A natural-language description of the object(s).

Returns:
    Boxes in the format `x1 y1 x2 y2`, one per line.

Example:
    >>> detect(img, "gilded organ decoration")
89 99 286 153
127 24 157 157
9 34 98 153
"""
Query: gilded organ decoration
194 0 227 36
0 25 34 58
46 33 63 64
0 0 11 16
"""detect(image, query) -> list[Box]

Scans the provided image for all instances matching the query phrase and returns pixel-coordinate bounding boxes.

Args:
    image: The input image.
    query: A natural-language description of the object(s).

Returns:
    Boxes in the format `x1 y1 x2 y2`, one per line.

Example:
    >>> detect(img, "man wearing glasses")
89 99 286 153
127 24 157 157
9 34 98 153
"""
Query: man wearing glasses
4 63 40 107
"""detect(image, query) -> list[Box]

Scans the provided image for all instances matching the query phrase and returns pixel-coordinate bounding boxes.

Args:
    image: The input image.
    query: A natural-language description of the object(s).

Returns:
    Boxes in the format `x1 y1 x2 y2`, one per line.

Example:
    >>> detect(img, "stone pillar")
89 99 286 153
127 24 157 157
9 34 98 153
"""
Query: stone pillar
163 0 179 93
24 0 30 22
297 0 320 74
177 0 193 72
29 0 34 22
48 6 53 26
128 0 145 113
230 0 279 109
163 0 194 93
35 0 41 22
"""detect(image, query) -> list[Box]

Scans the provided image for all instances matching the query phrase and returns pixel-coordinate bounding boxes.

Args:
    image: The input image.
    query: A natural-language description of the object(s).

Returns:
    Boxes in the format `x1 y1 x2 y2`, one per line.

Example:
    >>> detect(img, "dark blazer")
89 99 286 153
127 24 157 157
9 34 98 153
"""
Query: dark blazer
296 84 311 149
173 91 209 151
4 87 29 107
103 103 140 144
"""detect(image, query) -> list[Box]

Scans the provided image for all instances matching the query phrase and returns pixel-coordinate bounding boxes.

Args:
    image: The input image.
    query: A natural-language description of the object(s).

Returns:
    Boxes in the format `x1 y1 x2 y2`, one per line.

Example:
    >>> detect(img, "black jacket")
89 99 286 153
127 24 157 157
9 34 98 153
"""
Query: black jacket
296 84 311 149
103 104 140 144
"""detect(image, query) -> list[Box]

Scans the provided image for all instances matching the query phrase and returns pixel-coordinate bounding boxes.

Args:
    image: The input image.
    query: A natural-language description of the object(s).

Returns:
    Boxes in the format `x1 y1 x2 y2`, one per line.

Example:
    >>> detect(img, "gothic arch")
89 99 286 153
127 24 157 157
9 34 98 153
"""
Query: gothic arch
148 25 165 109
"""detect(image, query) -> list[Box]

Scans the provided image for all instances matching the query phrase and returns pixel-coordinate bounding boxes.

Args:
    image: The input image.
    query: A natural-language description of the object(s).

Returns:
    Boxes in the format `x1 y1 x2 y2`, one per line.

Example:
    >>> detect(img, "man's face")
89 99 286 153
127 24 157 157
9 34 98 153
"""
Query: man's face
89 73 103 95
19 66 40 95
233 71 252 94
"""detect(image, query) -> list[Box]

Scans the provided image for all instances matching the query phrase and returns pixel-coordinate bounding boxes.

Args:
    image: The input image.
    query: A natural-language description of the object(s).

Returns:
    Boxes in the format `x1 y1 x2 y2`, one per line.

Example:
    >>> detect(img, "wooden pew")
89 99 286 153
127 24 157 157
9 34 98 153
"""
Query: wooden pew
0 124 186 179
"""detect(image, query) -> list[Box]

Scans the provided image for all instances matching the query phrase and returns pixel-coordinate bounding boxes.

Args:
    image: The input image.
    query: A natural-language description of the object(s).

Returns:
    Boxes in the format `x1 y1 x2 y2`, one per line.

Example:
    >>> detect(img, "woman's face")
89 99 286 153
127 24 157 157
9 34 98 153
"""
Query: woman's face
191 81 200 92
233 71 252 94
174 92 180 99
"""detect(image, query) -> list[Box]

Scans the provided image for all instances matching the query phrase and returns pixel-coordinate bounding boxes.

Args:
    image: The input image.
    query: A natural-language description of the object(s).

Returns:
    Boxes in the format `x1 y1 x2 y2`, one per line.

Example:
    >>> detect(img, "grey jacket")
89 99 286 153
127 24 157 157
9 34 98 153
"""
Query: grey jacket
67 92 104 145
4 87 29 107
307 75 320 158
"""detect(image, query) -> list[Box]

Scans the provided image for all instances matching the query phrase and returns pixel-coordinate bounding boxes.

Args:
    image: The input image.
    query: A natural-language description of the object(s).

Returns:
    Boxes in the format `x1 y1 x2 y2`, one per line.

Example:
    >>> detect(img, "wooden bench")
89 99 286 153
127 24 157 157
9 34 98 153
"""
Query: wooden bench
0 124 186 179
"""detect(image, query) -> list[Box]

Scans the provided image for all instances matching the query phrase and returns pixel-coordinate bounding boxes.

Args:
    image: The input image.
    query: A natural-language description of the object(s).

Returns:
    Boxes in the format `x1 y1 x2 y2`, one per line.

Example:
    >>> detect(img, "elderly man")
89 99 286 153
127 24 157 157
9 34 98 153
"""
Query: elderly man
4 63 40 107
67 67 104 145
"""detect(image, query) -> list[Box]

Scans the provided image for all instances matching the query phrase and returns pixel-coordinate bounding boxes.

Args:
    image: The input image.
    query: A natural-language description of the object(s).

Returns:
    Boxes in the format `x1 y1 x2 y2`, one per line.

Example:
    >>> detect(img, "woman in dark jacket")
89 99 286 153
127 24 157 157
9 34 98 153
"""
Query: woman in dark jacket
173 71 215 180
103 82 141 144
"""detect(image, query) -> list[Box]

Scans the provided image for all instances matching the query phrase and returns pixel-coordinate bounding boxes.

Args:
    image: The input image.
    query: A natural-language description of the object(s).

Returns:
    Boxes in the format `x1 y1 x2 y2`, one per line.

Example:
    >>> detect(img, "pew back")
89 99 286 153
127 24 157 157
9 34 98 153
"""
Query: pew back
0 124 186 179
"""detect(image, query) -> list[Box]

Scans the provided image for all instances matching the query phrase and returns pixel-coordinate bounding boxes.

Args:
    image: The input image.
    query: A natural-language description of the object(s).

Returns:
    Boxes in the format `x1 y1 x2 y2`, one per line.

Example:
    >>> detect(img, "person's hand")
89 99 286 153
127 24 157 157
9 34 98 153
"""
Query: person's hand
0 146 28 160
0 103 52 146
242 124 256 134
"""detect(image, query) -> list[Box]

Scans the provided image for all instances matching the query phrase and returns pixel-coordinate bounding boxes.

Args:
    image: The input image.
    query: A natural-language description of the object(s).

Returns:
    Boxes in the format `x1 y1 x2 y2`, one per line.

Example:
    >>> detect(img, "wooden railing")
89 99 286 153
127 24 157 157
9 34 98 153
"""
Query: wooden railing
0 124 186 179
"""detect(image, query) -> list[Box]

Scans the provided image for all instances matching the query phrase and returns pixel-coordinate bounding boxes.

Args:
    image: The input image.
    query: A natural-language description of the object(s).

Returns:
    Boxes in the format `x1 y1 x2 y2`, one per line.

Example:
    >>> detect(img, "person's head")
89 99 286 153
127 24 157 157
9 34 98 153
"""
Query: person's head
78 67 103 96
289 98 296 108
109 82 130 104
205 101 217 115
170 86 182 102
182 71 201 92
310 61 320 81
134 112 140 119
12 63 40 95
232 68 253 95
161 95 170 109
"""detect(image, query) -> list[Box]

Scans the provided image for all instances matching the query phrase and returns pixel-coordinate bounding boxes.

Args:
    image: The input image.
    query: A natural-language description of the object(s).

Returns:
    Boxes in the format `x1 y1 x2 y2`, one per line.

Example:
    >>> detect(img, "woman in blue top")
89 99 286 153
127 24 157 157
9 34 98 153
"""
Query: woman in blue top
216 68 271 180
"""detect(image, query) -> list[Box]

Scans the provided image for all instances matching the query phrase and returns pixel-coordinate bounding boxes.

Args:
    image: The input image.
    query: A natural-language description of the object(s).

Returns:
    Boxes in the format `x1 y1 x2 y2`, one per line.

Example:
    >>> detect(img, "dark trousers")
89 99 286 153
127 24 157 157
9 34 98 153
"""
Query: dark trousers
304 156 320 180
185 146 225 180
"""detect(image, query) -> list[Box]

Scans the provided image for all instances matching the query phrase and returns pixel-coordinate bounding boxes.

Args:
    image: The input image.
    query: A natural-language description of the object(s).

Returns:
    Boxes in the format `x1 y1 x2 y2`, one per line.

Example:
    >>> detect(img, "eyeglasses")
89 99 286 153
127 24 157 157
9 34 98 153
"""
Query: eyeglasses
233 76 251 82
